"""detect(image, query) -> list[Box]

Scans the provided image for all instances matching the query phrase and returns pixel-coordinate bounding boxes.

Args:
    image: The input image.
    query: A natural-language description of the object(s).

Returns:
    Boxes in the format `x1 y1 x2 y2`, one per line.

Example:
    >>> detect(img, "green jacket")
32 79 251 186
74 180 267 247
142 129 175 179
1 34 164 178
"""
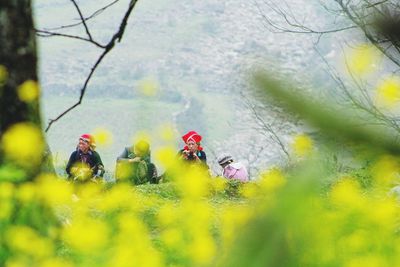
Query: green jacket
116 146 157 184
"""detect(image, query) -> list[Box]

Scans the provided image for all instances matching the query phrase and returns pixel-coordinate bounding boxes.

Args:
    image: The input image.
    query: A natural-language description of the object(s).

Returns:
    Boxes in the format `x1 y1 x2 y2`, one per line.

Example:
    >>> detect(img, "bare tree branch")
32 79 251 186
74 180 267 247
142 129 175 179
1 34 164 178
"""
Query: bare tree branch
35 29 106 48
70 0 93 41
45 0 139 132
240 92 291 159
255 0 357 36
42 0 121 31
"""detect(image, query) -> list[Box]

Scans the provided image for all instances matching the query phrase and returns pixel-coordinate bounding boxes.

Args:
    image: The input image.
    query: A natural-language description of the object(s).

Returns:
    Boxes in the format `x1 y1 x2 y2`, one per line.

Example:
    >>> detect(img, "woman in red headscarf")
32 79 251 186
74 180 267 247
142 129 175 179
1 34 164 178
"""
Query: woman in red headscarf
66 134 105 182
178 130 208 167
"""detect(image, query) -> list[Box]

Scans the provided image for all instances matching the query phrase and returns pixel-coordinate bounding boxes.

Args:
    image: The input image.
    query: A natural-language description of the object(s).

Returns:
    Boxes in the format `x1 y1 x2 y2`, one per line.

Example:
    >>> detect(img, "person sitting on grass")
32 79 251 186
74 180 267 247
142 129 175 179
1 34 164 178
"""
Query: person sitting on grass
178 130 208 169
217 154 249 182
115 140 158 185
66 134 105 183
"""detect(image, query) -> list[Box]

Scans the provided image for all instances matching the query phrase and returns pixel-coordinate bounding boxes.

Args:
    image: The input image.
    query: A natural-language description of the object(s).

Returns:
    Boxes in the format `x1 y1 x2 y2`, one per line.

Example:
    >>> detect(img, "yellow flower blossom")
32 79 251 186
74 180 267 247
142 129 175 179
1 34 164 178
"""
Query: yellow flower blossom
158 124 176 141
330 178 365 208
0 200 13 220
239 182 259 198
6 226 53 259
15 182 36 203
291 134 313 157
157 203 179 226
17 80 40 102
138 77 159 96
259 167 286 193
346 44 380 75
210 177 227 193
367 198 398 229
35 174 73 206
338 230 368 254
40 258 73 267
0 64 8 86
188 235 216 265
62 218 109 253
371 155 400 187
97 184 136 212
92 127 113 147
375 76 400 108
176 168 209 198
0 182 15 199
1 123 45 167
155 146 178 169
160 228 183 248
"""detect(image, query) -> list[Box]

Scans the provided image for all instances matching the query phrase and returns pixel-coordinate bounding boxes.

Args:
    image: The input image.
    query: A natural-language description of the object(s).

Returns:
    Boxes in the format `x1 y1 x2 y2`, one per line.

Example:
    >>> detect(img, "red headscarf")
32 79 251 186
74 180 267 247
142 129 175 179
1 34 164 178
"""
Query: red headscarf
182 130 203 151
80 134 96 149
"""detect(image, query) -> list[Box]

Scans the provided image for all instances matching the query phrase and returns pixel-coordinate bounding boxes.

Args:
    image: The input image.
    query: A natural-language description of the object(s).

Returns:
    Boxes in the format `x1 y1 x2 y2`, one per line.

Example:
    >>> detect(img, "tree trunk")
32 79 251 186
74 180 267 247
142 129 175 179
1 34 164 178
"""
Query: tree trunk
0 1 48 175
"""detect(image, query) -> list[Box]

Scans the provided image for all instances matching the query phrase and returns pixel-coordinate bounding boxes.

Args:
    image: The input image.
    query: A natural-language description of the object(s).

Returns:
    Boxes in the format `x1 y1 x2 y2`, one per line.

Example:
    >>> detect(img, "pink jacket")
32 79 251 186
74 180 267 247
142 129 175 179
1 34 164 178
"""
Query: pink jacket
222 162 249 182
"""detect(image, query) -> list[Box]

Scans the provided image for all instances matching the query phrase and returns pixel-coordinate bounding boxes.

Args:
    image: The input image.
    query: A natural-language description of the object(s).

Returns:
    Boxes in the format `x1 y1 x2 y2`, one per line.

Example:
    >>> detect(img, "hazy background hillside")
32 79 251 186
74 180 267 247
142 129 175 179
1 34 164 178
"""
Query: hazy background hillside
34 0 359 177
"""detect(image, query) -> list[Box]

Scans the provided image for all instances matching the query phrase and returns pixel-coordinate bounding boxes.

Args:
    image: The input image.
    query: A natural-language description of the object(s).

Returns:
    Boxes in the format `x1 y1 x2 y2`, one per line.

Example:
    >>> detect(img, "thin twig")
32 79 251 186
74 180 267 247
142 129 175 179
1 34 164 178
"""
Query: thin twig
45 0 139 132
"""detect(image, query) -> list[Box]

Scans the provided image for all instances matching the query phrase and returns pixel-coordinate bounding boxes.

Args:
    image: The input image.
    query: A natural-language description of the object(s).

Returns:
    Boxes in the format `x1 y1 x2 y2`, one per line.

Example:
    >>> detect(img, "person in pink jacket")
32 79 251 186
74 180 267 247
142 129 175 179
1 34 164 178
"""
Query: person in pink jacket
217 154 249 182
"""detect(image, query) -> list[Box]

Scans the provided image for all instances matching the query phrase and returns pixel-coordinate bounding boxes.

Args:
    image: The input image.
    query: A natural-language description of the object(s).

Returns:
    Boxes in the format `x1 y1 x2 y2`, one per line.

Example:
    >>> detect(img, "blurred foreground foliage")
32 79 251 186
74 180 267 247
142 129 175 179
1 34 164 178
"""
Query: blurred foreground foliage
2 119 400 267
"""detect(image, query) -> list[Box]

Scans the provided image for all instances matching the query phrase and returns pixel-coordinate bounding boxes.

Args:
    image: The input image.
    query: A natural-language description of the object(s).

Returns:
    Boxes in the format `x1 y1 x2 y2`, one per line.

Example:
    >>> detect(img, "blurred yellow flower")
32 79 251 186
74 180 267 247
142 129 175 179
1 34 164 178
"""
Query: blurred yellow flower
155 146 177 169
338 230 368 254
0 182 15 199
158 124 176 141
62 218 109 253
40 258 73 267
6 226 53 259
346 44 380 75
157 203 178 226
160 228 183 248
92 127 113 147
16 182 36 203
189 235 216 265
138 77 159 96
17 80 40 102
36 174 73 206
176 169 209 198
291 134 313 157
97 184 135 212
375 76 400 108
210 177 227 193
371 155 399 187
330 178 365 208
367 198 398 228
259 167 286 193
1 123 45 167
0 64 8 86
0 200 13 220
239 182 259 198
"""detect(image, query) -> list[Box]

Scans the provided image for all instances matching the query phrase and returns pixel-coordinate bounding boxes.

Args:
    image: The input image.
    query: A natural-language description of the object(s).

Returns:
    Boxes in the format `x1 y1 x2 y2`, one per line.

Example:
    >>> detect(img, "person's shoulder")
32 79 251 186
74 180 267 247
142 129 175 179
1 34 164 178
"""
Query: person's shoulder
230 162 244 170
91 150 102 157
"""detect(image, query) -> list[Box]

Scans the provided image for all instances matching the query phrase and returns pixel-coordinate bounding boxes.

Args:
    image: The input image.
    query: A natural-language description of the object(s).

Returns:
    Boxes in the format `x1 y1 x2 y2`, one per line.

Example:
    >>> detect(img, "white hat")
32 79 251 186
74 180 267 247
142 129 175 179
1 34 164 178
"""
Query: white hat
218 154 233 166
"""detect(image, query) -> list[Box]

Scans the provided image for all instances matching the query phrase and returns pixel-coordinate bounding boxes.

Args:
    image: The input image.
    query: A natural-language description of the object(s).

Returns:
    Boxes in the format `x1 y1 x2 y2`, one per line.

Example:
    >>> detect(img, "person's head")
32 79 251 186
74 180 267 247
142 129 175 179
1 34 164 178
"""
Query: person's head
182 131 202 152
79 134 95 152
218 154 233 168
134 140 150 157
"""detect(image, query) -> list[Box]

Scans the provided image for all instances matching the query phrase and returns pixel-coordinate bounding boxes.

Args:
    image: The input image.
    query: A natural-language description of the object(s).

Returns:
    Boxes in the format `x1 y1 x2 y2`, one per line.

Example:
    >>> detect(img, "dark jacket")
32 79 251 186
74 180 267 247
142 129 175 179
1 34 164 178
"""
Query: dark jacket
66 149 104 179
178 149 208 167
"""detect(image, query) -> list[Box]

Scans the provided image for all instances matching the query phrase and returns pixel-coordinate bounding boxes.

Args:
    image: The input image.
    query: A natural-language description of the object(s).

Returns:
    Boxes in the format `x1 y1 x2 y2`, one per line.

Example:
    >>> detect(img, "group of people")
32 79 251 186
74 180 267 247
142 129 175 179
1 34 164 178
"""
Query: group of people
65 130 249 184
